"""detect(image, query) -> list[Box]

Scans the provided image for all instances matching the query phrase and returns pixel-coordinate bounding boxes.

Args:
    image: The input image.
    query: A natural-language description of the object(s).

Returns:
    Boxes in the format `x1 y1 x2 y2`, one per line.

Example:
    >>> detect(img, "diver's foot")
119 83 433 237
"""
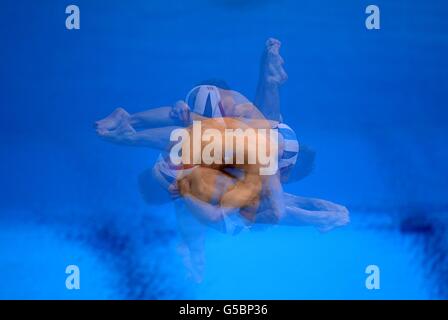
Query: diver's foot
177 244 204 283
262 38 288 85
95 107 130 135
317 207 350 233
98 118 136 144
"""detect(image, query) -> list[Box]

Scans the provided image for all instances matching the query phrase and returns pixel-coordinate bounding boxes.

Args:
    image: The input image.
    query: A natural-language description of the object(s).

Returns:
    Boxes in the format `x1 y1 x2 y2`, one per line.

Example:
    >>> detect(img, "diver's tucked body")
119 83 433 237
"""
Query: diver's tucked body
95 38 349 281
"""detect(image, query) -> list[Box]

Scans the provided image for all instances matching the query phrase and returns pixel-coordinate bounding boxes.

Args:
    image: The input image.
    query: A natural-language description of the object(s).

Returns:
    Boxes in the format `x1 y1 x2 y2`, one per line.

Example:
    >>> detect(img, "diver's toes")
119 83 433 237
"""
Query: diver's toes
266 37 281 48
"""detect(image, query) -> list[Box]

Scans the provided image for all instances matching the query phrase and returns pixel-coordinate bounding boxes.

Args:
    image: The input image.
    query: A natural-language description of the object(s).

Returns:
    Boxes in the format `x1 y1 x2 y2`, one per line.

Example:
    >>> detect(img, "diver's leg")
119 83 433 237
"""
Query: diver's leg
279 193 350 232
100 126 180 150
254 38 288 121
128 106 184 129
175 201 206 283
96 106 183 133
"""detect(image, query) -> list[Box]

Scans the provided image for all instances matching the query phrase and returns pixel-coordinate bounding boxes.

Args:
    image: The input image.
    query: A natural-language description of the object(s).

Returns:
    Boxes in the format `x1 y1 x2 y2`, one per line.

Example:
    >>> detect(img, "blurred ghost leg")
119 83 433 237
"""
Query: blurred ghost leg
279 193 350 232
254 38 288 122
175 200 206 283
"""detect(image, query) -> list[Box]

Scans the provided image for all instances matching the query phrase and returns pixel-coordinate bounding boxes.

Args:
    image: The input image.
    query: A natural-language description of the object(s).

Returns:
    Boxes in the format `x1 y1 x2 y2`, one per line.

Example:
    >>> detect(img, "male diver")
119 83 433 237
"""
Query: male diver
95 38 349 280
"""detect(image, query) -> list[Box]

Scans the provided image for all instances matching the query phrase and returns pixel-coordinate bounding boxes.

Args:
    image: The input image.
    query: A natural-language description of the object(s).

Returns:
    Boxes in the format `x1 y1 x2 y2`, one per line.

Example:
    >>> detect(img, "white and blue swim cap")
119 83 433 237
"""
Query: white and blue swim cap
278 123 299 169
185 85 224 117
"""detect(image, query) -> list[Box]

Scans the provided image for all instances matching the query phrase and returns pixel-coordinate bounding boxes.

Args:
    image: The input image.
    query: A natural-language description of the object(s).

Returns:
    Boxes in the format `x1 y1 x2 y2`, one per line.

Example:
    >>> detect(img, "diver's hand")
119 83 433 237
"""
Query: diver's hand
170 100 191 125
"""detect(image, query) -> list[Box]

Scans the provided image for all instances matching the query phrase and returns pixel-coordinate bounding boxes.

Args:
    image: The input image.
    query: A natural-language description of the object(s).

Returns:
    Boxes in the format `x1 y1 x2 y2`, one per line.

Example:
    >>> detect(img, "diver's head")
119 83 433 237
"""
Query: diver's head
280 143 316 183
185 84 224 117
276 123 315 182
195 79 230 90
277 123 299 170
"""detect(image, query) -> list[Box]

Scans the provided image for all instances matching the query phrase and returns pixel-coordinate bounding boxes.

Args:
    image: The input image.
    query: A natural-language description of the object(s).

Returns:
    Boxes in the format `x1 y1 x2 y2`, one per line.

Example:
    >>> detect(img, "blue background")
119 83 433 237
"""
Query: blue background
0 0 447 299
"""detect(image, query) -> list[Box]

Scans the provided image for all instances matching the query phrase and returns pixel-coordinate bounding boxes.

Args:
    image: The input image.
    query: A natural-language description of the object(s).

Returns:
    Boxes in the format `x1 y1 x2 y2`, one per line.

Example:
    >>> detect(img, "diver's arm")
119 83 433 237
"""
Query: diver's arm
231 102 266 119
192 112 278 130
190 112 209 122
219 173 262 209
238 117 279 129
182 194 240 233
